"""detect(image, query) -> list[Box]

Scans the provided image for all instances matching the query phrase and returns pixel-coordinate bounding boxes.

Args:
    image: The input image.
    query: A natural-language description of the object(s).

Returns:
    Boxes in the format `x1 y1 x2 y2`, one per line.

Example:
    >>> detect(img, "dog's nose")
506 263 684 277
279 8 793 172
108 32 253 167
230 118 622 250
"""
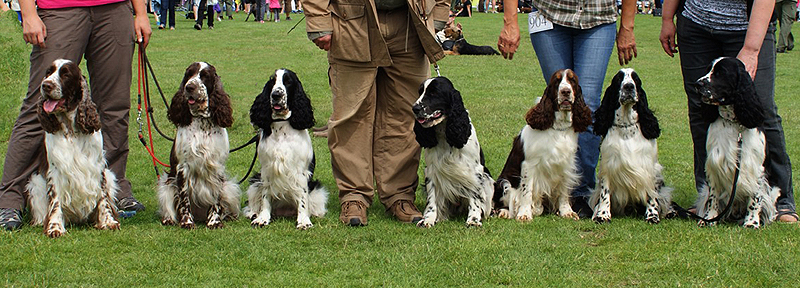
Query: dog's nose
271 90 283 101
185 83 196 94
622 83 635 91
41 81 54 93
412 104 423 116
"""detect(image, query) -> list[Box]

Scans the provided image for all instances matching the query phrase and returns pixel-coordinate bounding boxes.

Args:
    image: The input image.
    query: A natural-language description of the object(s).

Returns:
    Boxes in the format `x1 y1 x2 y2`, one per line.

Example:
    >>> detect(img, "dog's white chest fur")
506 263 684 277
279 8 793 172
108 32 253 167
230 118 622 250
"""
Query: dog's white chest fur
174 119 230 203
519 124 579 193
44 130 106 222
258 122 314 196
425 125 485 199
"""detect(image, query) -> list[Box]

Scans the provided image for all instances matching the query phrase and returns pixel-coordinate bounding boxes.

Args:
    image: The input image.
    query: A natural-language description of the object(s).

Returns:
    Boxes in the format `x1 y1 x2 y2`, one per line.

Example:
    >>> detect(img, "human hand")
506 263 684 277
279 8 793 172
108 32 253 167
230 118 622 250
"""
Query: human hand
737 49 759 80
22 14 46 48
134 14 152 49
616 24 637 65
659 19 678 57
313 34 331 51
498 20 519 60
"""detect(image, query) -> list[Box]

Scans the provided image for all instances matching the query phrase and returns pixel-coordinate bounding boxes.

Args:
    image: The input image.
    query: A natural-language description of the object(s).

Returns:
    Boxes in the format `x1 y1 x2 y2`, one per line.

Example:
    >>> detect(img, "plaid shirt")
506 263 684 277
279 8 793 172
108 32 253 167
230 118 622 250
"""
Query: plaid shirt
534 0 617 29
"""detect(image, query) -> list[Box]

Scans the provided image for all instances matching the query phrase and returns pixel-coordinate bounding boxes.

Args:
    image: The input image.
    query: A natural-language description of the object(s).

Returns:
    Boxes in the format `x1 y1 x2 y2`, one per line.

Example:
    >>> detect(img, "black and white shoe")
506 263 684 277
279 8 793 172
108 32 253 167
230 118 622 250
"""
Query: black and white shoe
0 208 22 231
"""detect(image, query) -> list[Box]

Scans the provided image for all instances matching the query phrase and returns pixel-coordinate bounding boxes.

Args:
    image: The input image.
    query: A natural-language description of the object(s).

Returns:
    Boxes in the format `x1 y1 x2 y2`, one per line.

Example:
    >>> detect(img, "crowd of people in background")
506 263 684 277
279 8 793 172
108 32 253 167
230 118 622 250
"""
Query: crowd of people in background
145 0 303 28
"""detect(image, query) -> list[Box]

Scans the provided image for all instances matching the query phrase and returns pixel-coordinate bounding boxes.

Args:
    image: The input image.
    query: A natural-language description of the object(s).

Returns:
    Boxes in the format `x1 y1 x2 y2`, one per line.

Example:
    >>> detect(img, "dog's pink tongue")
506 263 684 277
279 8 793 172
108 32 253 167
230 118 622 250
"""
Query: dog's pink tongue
43 99 64 113
188 99 196 105
273 105 282 110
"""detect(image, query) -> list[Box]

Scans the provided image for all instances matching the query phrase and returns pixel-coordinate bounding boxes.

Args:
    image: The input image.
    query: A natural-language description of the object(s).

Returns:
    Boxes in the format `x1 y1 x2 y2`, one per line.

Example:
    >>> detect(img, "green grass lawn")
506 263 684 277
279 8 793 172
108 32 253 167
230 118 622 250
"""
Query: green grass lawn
1 9 800 287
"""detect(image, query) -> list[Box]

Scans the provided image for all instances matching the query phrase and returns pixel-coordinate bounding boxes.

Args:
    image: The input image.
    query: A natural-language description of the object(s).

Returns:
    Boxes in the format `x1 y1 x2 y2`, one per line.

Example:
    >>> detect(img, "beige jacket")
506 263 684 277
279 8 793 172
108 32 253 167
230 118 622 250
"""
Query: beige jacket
304 0 449 66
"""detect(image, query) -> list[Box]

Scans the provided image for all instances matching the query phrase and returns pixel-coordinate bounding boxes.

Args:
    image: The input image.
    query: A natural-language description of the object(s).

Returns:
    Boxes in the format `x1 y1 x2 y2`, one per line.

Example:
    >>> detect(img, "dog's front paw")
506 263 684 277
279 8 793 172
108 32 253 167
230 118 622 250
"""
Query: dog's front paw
465 217 482 227
697 220 715 227
207 220 224 229
417 217 435 228
560 211 579 221
97 219 120 230
296 222 313 230
180 215 195 229
495 209 511 219
515 214 532 222
593 215 611 224
251 217 270 228
742 220 760 229
645 215 661 224
161 218 176 226
45 222 66 238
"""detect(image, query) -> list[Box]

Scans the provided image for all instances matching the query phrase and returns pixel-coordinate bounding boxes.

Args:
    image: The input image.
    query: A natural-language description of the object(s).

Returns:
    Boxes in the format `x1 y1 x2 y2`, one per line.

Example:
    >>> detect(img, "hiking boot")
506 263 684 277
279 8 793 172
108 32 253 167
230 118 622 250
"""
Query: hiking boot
118 197 145 212
339 201 367 226
0 208 23 231
388 200 422 223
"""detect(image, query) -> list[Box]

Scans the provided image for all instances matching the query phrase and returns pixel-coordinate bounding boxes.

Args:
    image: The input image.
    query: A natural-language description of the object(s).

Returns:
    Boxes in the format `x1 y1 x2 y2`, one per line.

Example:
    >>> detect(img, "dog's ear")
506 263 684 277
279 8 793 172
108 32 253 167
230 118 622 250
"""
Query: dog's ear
287 72 315 130
571 83 592 133
414 121 438 148
210 75 234 128
634 83 660 139
75 98 102 134
444 88 471 149
731 62 764 129
168 86 192 127
593 74 621 137
526 79 557 130
250 80 274 136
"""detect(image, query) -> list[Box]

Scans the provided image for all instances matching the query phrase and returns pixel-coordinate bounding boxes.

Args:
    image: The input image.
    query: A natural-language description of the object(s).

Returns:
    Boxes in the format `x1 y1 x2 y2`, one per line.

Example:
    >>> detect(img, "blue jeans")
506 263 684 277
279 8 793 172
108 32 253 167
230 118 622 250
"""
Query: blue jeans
529 22 616 198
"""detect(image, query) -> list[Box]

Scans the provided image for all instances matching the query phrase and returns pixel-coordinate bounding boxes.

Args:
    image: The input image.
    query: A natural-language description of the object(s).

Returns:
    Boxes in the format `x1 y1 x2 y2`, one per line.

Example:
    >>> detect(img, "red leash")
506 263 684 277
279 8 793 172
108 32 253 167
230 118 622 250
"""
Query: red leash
136 45 170 174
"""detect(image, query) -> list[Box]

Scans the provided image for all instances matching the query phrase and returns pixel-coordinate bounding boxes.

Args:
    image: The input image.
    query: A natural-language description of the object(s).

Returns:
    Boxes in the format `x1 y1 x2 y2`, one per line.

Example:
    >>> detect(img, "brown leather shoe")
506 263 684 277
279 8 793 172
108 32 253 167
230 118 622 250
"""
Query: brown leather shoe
339 201 367 226
388 200 423 223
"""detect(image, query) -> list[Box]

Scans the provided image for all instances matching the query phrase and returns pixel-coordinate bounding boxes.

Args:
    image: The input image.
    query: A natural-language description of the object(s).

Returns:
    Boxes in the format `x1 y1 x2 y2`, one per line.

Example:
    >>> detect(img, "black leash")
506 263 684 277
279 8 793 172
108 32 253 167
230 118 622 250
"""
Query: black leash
137 47 260 183
287 16 305 34
671 133 743 223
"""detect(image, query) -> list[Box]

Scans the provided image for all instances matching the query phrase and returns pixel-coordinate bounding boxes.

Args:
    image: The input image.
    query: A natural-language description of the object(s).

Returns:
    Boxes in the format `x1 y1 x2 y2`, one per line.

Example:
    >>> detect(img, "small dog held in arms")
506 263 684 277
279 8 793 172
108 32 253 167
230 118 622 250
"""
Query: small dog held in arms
589 68 675 224
245 69 327 230
694 57 778 228
157 62 240 229
493 69 592 221
412 77 494 228
27 59 120 238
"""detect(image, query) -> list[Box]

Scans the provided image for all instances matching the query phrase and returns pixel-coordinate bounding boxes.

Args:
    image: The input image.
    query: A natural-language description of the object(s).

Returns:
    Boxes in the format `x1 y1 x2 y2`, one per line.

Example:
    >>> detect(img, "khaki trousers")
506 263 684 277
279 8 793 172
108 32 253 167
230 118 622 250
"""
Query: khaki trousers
0 1 135 210
328 7 429 208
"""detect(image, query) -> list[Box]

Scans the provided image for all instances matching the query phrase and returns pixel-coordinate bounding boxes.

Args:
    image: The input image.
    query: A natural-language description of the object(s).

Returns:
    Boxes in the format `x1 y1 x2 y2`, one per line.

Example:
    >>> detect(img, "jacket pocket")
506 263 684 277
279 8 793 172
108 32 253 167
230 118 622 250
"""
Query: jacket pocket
330 3 370 62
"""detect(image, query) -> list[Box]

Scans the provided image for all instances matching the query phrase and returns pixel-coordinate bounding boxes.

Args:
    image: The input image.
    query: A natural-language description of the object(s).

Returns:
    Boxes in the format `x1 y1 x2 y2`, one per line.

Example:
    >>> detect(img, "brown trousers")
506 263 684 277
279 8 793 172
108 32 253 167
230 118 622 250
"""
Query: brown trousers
328 7 430 208
0 1 136 210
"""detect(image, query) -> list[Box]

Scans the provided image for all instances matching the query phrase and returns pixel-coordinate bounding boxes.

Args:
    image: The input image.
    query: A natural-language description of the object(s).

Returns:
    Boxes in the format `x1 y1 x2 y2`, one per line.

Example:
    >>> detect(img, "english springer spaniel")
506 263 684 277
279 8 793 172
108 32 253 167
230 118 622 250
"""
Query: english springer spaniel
412 77 494 228
694 57 778 228
245 69 328 230
493 69 592 221
157 62 240 229
590 68 675 224
27 59 120 238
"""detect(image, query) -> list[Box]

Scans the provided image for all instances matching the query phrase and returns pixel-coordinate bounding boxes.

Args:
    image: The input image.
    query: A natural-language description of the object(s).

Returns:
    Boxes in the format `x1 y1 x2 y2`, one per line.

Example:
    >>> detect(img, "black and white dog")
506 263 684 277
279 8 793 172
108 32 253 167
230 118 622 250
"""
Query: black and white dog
28 59 120 238
694 57 778 228
590 68 675 224
413 77 494 228
245 69 327 230
157 62 240 229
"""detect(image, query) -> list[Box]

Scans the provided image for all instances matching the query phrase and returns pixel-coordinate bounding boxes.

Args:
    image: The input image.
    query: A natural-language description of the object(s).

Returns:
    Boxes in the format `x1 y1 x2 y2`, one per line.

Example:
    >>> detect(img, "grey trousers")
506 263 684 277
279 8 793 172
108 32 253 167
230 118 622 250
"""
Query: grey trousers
677 14 796 212
776 0 796 51
0 1 136 211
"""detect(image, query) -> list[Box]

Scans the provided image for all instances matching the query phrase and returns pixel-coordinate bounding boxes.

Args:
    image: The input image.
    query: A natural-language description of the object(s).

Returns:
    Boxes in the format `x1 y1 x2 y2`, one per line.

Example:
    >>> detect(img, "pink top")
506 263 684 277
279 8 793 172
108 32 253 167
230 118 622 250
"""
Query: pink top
37 0 127 10
268 0 280 9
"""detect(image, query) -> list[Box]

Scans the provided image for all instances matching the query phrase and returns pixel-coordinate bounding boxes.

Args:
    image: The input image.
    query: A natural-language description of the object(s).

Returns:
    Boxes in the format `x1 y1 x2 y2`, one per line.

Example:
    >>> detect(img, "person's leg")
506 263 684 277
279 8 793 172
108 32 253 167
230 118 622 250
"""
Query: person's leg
569 23 615 200
373 8 427 210
328 63 378 209
676 14 724 194
195 0 207 28
85 2 140 209
207 4 214 27
0 7 91 229
777 0 793 51
168 0 176 28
